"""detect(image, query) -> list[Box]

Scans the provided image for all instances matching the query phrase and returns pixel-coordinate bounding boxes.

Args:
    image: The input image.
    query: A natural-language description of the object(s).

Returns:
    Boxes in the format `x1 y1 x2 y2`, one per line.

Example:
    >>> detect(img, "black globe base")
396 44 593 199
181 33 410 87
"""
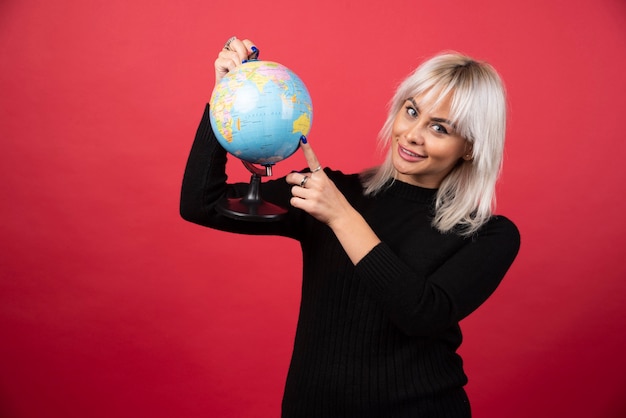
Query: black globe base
216 162 287 222
216 195 287 221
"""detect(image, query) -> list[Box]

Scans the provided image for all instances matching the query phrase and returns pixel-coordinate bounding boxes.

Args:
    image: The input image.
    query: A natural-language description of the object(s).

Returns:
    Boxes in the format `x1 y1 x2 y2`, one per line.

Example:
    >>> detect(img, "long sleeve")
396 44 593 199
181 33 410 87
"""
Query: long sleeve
355 215 520 336
179 104 231 224
179 104 302 237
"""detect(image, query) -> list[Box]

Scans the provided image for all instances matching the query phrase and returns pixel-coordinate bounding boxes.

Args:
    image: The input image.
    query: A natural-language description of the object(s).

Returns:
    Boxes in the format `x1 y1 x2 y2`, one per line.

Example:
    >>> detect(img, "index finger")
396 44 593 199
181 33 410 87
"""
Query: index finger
299 136 322 172
241 39 259 60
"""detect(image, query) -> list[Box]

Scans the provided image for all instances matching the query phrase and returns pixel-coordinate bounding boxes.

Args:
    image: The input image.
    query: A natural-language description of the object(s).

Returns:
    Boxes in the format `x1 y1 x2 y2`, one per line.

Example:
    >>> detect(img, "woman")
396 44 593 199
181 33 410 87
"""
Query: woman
180 37 520 418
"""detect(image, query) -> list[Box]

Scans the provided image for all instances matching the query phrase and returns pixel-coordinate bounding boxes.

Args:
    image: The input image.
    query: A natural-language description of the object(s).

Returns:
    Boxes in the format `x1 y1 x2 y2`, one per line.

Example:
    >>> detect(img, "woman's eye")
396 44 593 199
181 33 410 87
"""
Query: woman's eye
432 124 449 134
405 106 418 117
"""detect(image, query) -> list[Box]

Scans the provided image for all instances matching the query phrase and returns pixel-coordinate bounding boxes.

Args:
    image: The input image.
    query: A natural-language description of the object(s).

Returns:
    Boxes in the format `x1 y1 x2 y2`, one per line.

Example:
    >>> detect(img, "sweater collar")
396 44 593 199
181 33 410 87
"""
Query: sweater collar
385 179 438 203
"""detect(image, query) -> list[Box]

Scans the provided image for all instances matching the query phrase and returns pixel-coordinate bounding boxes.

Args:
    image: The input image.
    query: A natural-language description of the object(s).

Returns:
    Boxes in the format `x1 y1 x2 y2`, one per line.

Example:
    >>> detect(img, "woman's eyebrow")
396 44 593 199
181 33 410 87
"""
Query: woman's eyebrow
431 116 454 126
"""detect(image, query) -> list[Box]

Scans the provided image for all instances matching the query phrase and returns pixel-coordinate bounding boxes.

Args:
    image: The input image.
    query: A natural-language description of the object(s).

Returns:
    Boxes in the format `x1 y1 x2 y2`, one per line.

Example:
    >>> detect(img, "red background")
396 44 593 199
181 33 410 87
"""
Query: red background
1 1 625 417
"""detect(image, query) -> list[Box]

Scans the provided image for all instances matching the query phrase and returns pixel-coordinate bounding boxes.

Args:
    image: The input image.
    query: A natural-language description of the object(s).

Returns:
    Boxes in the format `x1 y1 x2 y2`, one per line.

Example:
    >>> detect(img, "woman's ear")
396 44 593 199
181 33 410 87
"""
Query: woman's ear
462 143 474 161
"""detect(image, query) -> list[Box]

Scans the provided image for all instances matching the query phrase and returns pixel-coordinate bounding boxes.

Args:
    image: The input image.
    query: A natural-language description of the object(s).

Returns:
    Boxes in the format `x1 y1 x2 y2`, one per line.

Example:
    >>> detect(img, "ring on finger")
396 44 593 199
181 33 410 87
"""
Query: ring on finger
223 36 237 51
300 175 309 187
312 165 322 173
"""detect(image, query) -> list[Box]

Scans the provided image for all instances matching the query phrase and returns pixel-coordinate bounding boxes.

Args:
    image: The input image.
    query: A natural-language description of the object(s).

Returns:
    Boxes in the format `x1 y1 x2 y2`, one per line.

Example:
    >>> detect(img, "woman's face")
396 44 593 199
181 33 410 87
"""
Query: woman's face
391 92 471 189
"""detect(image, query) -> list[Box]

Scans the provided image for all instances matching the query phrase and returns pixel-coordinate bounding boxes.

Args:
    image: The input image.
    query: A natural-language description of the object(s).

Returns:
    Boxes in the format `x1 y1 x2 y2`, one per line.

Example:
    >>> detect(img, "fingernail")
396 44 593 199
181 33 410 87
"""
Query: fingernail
248 46 259 60
242 59 248 64
300 135 307 144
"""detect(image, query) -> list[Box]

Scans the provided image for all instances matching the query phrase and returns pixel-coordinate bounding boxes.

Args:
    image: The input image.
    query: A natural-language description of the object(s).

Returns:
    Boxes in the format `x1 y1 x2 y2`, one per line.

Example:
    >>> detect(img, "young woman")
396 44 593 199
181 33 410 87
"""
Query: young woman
180 36 520 418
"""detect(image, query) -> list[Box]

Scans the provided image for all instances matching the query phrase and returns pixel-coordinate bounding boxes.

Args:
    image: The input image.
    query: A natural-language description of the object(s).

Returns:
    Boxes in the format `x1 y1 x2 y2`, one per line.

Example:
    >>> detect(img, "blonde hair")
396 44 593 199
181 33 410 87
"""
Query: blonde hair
361 52 507 236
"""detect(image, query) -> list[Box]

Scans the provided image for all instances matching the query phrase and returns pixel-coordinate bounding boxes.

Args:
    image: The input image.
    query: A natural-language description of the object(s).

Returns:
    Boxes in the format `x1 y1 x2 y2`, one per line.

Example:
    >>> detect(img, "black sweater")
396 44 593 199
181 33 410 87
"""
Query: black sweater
180 105 520 417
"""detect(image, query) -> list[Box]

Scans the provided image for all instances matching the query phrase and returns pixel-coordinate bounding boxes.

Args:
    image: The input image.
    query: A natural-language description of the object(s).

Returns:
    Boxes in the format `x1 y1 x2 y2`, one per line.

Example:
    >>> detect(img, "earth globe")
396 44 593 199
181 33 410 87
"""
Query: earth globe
209 59 313 221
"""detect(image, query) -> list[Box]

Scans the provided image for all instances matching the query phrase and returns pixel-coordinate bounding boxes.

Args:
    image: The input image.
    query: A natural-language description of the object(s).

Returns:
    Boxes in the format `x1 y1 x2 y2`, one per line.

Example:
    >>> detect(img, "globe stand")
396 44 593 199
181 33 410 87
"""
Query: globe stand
216 161 287 221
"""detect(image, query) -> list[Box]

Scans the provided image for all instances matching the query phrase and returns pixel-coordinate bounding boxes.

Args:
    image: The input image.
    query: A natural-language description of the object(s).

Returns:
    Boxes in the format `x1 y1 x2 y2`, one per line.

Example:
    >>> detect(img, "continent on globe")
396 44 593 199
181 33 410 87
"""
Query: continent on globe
209 60 313 166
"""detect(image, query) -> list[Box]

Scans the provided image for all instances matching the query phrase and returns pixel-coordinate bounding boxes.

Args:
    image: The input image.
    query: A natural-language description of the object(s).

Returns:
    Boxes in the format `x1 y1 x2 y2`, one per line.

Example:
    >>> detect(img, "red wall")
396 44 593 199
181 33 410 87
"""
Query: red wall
1 1 625 417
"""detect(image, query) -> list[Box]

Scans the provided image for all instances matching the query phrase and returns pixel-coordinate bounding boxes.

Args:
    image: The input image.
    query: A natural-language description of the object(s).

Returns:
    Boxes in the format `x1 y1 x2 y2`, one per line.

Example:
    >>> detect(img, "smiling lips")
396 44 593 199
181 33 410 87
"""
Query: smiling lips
398 144 426 162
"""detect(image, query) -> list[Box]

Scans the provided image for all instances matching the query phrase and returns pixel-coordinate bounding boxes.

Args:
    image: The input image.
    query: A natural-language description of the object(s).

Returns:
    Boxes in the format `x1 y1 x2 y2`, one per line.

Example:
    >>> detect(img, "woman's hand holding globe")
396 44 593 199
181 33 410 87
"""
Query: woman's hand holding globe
214 37 258 84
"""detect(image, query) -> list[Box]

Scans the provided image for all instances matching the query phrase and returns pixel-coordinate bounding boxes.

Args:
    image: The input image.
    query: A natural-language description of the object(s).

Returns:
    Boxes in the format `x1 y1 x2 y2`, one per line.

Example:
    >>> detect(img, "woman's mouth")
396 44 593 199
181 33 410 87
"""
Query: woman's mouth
398 145 426 162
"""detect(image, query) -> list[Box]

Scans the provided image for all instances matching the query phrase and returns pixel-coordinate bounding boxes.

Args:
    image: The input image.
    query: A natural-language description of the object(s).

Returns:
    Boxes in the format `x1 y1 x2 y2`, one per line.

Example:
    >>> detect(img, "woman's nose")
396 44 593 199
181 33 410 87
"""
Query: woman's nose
406 122 425 144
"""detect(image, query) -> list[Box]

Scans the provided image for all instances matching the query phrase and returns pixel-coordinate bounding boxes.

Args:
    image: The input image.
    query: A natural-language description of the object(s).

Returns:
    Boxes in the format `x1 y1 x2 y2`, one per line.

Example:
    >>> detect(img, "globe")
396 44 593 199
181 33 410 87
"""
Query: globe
209 60 313 166
208 60 313 221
